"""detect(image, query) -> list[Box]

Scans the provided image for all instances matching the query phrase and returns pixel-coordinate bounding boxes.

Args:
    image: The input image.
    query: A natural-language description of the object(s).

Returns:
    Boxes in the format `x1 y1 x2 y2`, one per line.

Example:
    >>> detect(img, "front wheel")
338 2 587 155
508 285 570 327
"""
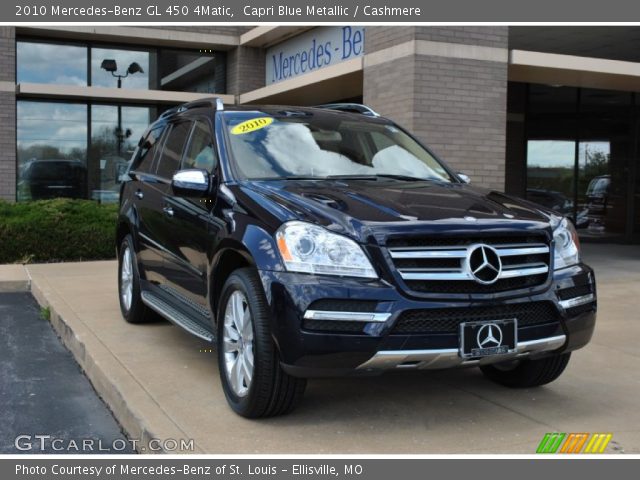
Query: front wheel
217 268 306 418
480 353 571 388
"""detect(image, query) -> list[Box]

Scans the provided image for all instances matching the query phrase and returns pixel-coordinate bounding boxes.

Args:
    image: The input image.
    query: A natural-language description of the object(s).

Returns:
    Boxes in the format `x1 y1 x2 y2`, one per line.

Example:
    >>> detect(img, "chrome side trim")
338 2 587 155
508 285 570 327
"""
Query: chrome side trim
356 334 567 371
559 293 595 310
303 310 392 323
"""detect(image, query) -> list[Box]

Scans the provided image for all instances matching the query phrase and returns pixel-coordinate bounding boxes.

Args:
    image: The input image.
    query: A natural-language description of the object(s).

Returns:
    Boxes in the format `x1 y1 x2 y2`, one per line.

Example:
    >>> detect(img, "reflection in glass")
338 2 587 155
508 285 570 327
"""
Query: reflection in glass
159 49 225 93
90 105 151 202
17 101 88 201
17 41 87 86
579 142 611 234
91 48 151 89
526 140 576 218
226 113 452 182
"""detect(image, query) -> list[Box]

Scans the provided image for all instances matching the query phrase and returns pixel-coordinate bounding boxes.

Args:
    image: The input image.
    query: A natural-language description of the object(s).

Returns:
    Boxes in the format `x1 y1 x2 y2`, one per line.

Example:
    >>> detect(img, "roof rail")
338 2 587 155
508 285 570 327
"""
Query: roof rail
315 103 380 117
160 97 225 119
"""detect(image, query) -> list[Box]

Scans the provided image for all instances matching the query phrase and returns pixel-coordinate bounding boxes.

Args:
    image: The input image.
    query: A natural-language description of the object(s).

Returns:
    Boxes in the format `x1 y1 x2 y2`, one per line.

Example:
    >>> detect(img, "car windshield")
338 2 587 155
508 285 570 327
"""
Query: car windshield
224 111 454 182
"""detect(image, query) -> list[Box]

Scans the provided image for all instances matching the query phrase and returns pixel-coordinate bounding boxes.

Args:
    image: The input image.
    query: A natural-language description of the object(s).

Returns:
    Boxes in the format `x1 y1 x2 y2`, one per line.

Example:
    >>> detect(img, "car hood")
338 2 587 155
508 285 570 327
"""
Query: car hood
237 178 555 242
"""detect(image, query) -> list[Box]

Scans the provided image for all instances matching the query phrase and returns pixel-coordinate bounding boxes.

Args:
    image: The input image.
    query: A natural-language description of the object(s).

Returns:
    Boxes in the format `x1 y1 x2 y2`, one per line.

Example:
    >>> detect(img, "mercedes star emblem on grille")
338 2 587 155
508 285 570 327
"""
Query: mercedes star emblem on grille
467 244 502 284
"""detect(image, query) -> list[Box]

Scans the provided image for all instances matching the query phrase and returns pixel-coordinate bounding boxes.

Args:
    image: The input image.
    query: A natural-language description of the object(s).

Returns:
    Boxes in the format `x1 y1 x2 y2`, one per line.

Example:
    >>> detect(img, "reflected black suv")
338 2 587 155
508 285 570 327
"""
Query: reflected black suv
117 98 596 418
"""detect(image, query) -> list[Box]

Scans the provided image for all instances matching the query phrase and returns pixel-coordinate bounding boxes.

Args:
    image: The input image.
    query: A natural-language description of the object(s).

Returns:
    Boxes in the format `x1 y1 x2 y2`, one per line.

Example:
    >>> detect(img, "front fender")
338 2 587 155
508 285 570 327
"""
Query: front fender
241 224 285 272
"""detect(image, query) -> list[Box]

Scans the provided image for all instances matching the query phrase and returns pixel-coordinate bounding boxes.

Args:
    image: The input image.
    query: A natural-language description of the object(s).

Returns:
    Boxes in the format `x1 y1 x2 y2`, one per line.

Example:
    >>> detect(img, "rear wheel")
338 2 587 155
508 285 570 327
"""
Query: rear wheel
480 353 571 388
217 268 306 418
118 235 153 324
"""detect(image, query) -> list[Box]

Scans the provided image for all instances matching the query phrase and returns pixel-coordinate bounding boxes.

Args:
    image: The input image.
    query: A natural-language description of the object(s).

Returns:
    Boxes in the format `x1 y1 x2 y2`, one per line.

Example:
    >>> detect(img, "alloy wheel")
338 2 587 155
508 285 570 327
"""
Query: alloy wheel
222 290 254 397
120 246 134 311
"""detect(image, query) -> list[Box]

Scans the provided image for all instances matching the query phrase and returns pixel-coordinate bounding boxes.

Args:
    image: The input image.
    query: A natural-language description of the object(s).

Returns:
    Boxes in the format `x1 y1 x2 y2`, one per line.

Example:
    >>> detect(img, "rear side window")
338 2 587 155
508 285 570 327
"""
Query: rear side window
133 125 164 173
156 121 192 179
182 120 217 172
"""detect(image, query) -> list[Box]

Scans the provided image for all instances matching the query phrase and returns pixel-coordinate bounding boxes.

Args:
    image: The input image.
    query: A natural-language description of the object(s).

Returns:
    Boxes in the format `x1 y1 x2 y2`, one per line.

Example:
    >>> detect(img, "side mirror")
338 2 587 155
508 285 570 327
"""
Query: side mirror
171 169 211 197
457 172 471 184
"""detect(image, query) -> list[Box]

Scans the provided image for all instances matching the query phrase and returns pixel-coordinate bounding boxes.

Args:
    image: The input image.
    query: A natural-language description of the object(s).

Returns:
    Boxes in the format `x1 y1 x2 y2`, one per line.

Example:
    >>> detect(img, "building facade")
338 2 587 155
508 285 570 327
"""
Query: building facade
1 25 639 242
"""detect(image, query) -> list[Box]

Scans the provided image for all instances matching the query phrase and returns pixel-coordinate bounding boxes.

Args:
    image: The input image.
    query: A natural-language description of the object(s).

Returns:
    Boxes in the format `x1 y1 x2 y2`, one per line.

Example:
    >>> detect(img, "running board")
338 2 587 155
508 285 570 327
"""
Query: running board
141 290 214 342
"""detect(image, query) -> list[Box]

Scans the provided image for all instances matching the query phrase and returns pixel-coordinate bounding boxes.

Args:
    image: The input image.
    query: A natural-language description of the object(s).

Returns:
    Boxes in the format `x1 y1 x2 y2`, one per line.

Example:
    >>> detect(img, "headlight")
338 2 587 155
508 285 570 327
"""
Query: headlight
553 217 581 269
275 221 377 279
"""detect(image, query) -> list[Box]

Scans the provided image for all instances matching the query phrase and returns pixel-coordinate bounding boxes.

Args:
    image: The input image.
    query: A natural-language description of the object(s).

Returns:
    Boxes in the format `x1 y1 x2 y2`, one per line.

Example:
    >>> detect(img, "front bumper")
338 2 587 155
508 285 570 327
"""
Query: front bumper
259 264 596 377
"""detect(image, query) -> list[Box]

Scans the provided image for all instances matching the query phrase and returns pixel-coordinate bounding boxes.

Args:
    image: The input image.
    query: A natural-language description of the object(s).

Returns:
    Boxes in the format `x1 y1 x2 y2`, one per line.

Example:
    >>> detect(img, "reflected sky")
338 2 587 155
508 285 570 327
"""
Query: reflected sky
17 101 87 155
17 42 87 86
528 140 610 168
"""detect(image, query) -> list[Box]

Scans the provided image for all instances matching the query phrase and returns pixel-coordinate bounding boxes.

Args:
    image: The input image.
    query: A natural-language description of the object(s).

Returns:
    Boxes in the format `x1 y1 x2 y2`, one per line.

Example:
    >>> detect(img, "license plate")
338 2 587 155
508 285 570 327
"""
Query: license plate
459 319 518 358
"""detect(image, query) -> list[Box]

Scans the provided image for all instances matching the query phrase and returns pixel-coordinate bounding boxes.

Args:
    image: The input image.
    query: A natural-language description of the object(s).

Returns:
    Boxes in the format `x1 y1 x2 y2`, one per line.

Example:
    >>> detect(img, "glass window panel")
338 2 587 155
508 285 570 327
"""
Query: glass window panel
91 47 152 90
17 101 88 201
17 41 87 86
528 85 578 114
578 136 629 237
157 122 192 179
182 121 216 171
159 49 225 93
526 140 576 218
90 105 152 203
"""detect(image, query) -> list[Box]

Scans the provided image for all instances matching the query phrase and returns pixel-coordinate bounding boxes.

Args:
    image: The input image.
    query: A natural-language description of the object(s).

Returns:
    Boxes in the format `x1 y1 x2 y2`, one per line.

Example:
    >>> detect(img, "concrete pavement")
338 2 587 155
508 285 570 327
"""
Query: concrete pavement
1 244 639 454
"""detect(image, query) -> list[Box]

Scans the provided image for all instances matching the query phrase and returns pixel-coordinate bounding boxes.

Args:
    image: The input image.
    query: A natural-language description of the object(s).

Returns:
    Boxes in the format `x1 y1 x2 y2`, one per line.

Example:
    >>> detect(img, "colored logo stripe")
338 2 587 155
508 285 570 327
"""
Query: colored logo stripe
537 433 612 454
584 433 612 454
560 433 589 453
537 433 566 453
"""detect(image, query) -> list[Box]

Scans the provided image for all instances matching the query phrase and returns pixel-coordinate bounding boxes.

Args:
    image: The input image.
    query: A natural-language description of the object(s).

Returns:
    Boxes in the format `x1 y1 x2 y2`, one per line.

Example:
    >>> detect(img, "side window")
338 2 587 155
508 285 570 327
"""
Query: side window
182 120 217 172
156 121 192 179
133 125 164 173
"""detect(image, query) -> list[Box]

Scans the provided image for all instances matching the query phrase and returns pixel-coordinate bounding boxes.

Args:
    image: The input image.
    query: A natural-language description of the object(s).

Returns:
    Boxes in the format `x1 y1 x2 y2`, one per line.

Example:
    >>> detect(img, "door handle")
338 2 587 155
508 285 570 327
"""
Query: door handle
134 190 144 200
163 206 174 217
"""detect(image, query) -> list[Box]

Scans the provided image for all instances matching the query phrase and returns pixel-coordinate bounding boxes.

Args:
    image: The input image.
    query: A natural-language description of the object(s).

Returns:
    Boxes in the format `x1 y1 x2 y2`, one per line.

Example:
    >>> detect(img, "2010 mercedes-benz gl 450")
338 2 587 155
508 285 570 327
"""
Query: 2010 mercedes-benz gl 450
117 98 596 418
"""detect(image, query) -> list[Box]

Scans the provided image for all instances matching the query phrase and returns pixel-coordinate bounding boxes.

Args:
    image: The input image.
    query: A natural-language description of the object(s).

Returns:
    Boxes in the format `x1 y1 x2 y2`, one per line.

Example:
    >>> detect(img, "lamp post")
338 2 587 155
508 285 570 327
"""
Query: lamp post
100 59 144 155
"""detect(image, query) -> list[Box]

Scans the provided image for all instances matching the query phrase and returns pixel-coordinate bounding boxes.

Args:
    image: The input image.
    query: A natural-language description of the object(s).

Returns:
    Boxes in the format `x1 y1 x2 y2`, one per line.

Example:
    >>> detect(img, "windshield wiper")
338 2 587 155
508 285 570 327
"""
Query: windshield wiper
326 174 379 180
374 174 439 182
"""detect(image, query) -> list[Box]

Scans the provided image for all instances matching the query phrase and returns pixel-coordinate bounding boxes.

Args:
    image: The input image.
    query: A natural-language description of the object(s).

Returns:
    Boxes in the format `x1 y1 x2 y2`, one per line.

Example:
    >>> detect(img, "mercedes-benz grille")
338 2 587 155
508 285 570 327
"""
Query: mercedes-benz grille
386 234 551 295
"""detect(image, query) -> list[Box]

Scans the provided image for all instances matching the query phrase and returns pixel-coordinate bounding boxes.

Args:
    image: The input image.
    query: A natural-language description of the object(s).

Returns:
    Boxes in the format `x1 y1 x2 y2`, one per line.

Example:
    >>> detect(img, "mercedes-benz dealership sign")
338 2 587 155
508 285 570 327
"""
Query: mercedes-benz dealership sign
265 26 365 84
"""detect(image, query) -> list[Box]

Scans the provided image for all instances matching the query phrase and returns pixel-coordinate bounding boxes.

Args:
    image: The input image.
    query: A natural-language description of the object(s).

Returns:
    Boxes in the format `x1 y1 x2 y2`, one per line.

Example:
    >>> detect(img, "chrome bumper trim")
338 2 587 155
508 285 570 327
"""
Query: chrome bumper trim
303 310 392 323
356 334 567 371
559 293 595 310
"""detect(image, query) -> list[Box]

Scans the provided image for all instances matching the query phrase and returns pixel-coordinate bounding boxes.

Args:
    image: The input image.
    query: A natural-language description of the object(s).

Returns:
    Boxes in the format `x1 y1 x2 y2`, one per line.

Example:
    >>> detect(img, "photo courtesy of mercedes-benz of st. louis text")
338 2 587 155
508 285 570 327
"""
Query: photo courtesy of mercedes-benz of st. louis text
117 99 596 418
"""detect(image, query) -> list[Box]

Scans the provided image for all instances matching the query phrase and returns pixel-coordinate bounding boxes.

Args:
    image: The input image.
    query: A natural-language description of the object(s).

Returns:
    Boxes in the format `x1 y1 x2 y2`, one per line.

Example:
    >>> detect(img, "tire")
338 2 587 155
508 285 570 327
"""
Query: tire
118 234 153 324
480 353 571 388
217 268 306 418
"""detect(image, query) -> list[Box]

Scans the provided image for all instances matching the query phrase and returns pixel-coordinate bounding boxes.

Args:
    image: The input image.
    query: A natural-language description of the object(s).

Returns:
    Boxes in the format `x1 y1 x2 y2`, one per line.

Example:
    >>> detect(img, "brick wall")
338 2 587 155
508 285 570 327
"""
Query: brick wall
364 26 418 53
0 27 16 202
226 46 265 96
363 26 508 191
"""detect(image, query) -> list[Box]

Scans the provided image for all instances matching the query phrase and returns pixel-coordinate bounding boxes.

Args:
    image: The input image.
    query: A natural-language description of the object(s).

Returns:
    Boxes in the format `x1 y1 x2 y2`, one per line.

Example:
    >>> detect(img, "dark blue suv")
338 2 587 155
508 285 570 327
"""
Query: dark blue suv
117 99 596 417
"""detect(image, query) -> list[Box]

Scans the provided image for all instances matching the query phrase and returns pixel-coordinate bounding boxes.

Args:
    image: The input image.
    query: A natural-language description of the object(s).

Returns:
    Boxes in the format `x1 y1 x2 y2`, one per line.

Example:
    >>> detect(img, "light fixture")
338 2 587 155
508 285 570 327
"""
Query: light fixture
100 59 118 73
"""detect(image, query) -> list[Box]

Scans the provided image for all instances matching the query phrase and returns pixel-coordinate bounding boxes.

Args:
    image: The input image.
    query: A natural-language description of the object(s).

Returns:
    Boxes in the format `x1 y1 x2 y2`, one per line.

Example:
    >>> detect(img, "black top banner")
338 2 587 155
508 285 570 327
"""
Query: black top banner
6 0 640 22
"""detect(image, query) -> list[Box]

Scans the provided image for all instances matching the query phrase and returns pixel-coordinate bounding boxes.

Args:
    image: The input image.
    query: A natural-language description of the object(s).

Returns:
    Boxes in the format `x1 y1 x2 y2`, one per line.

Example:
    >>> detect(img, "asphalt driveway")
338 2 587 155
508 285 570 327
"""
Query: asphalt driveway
0 292 133 454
